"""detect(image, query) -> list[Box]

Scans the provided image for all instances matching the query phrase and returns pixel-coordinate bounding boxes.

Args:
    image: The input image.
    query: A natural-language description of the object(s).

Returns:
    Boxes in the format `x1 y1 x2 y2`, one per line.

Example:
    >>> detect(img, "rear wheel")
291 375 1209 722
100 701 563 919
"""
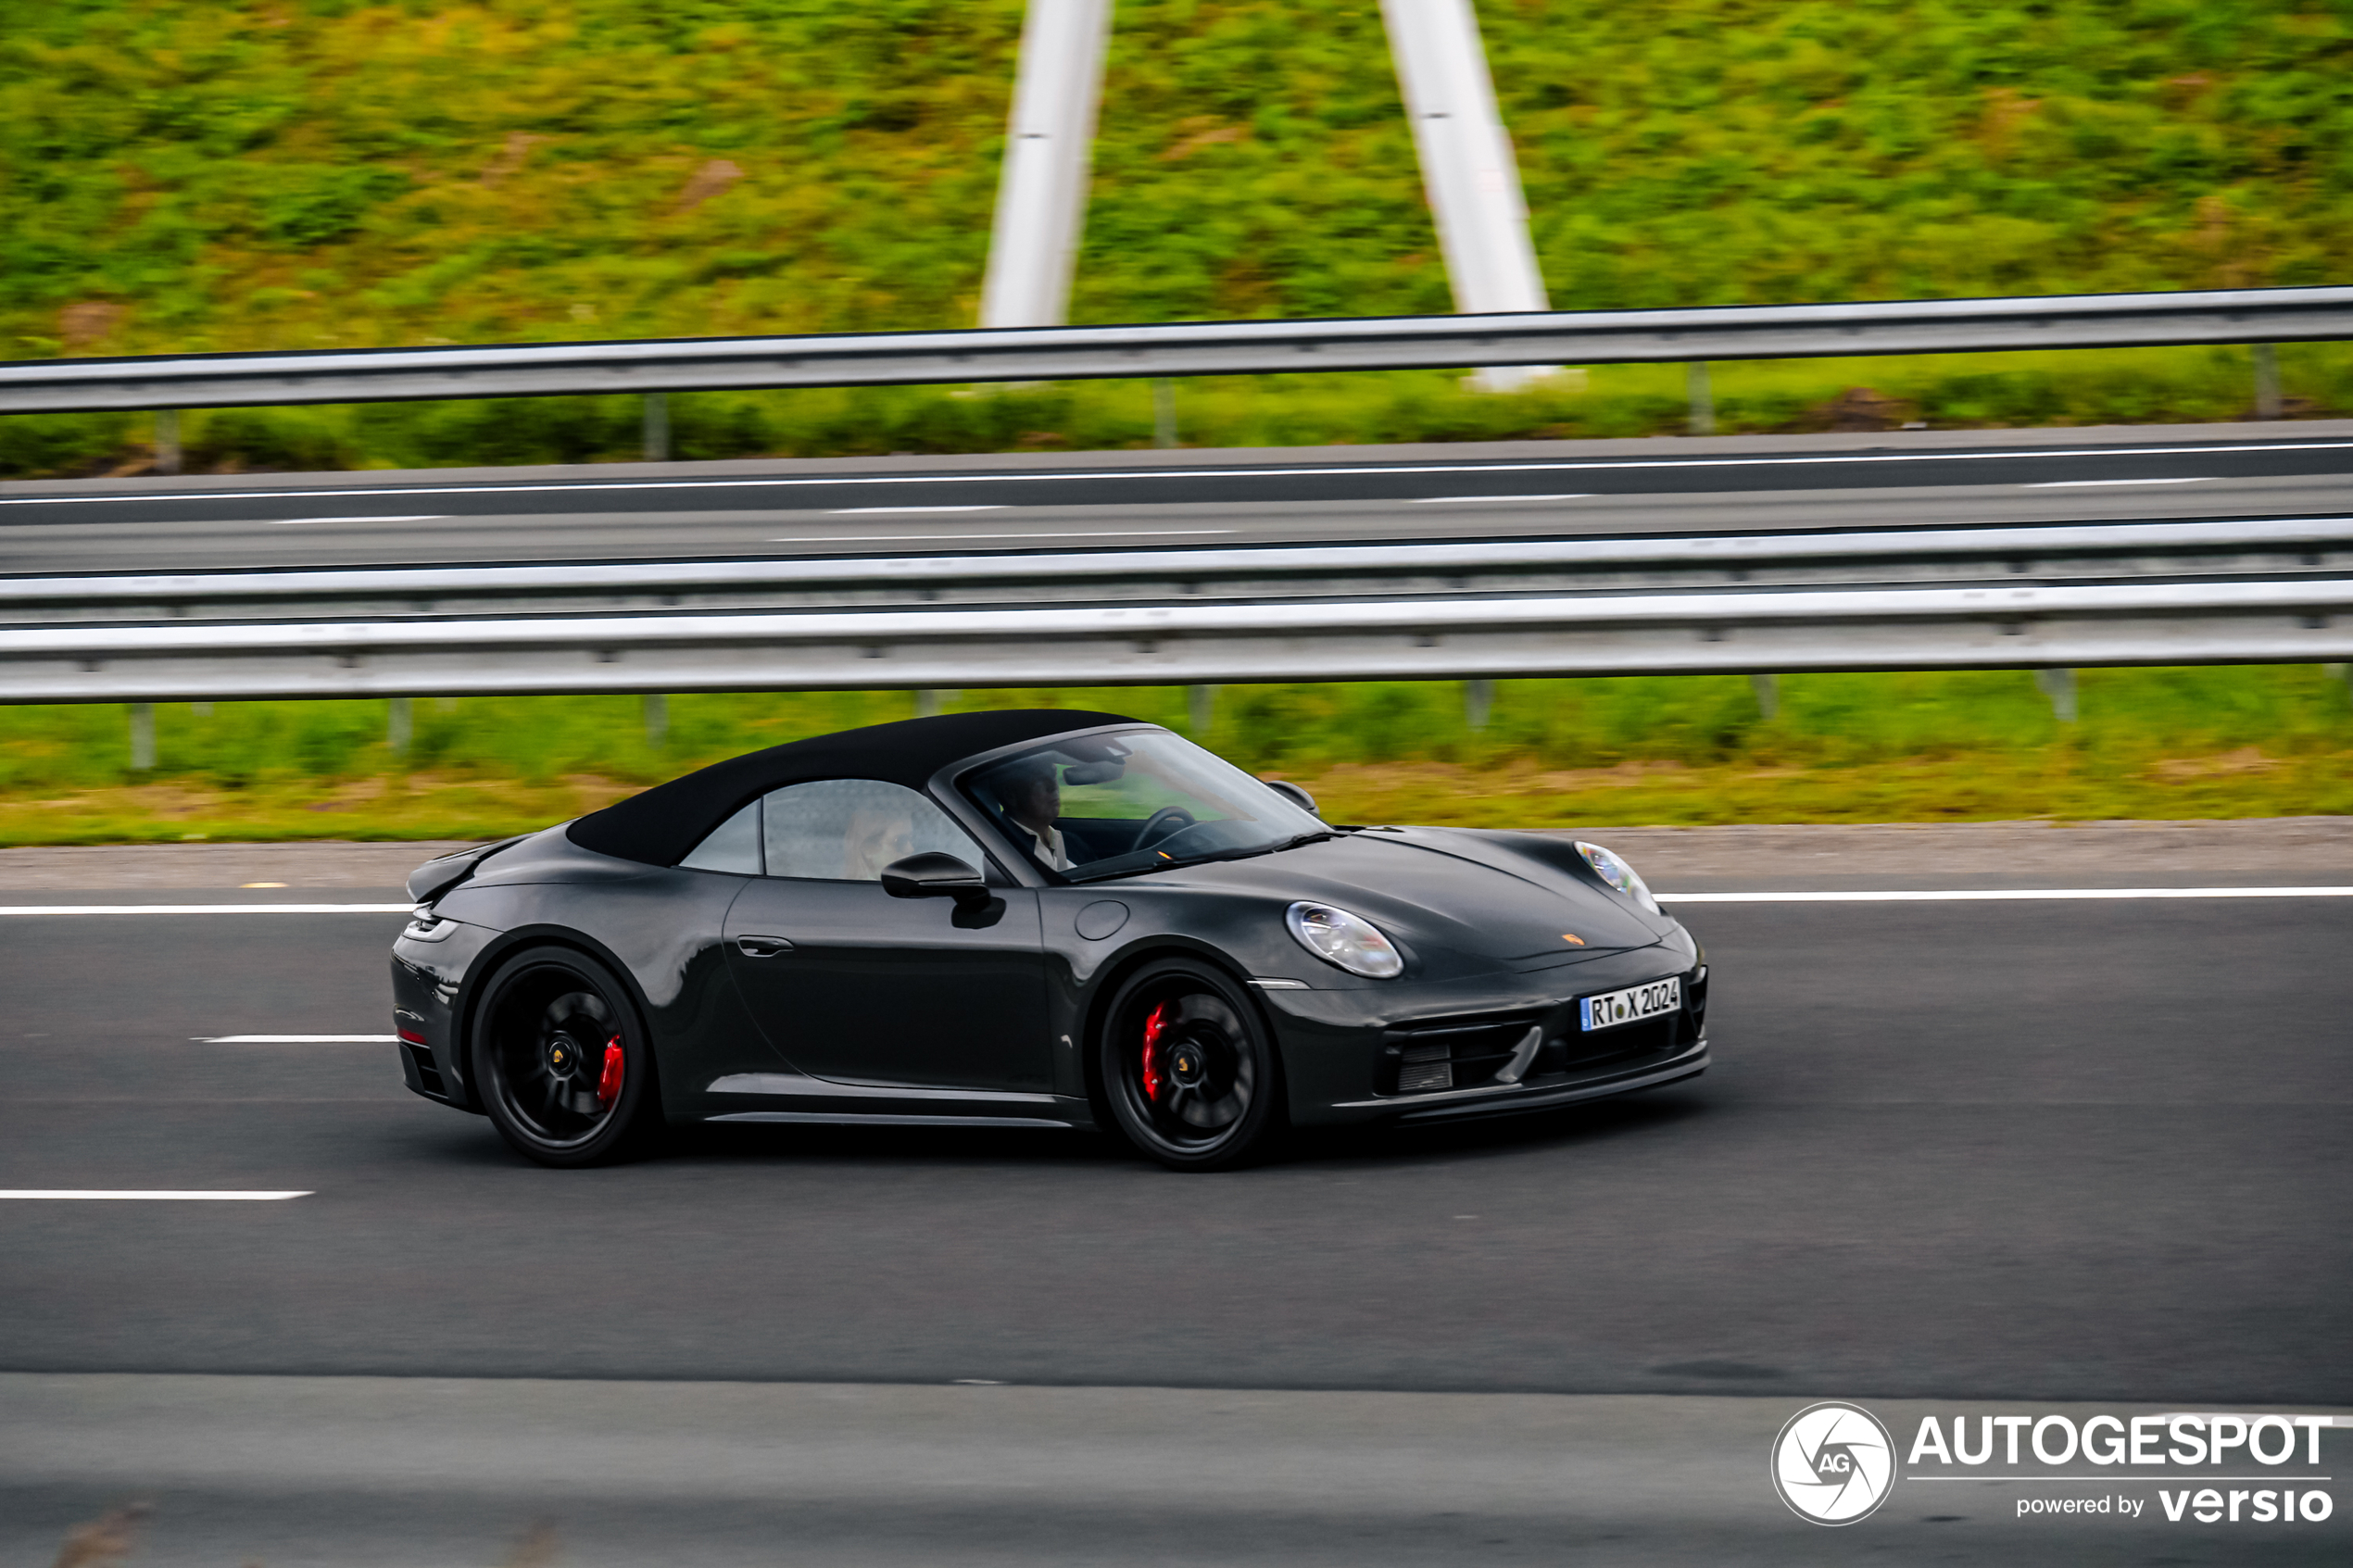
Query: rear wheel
1100 960 1284 1172
471 945 661 1167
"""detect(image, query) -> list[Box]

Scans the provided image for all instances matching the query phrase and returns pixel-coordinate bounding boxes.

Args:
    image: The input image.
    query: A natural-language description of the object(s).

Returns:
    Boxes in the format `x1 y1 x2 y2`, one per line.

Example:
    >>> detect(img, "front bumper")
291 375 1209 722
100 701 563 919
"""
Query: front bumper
1263 960 1710 1126
1343 1035 1707 1124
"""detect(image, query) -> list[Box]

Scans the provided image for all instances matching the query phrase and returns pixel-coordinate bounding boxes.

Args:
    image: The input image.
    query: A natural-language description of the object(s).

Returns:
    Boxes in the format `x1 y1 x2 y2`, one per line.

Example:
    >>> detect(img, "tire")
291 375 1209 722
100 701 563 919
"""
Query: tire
469 944 662 1167
1099 959 1286 1172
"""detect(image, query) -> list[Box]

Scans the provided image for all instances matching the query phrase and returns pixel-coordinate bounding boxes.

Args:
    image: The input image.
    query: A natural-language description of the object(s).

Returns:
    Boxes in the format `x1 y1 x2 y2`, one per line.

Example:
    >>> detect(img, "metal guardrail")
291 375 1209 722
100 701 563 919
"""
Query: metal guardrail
5 582 2349 702
3 517 2349 621
5 287 2350 414
5 517 2348 701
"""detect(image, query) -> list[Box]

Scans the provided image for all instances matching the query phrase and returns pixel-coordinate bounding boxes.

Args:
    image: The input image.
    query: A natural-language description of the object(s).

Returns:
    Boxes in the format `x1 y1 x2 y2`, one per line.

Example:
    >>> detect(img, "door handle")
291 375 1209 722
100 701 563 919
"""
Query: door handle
736 935 795 958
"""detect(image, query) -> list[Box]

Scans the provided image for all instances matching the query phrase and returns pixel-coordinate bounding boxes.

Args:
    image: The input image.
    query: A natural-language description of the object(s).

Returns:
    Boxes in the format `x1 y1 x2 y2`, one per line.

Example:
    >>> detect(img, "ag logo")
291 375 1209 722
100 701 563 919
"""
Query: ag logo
1770 1401 1896 1524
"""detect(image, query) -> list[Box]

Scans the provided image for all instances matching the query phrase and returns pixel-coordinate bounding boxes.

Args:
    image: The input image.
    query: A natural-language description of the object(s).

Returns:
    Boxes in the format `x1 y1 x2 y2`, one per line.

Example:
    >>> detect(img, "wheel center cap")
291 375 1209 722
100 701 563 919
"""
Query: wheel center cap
546 1035 578 1077
1169 1046 1207 1087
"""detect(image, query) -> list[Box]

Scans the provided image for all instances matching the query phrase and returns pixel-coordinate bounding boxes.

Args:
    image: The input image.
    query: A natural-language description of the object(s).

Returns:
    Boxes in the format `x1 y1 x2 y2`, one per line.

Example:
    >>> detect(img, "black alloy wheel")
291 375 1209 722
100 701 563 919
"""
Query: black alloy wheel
1100 959 1284 1171
471 945 661 1167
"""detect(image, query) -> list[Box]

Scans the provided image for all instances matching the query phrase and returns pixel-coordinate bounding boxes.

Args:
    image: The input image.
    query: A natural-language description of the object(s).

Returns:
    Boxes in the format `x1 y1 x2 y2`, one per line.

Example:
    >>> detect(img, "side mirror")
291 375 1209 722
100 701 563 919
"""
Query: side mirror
1265 779 1319 816
881 851 990 908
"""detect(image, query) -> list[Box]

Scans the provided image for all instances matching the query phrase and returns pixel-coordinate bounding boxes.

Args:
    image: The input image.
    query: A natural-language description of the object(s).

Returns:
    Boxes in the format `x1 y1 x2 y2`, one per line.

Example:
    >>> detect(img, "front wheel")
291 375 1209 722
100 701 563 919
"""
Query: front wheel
1100 960 1285 1172
470 944 661 1167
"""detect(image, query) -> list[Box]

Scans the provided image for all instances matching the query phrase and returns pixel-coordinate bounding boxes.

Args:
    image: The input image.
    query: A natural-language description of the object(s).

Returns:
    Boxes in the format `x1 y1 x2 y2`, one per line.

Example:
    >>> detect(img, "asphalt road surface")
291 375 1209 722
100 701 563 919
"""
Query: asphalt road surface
3 859 2347 1562
5 420 2351 573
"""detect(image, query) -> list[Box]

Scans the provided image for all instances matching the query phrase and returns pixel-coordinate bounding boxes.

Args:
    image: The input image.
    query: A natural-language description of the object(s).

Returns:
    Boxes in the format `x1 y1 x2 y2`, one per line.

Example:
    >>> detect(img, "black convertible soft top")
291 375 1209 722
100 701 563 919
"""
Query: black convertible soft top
567 709 1137 867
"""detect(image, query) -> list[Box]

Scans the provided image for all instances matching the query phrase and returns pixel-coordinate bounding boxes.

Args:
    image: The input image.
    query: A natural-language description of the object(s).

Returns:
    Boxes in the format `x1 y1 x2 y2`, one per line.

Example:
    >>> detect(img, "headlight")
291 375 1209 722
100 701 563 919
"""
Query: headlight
1574 841 1661 915
1285 902 1404 979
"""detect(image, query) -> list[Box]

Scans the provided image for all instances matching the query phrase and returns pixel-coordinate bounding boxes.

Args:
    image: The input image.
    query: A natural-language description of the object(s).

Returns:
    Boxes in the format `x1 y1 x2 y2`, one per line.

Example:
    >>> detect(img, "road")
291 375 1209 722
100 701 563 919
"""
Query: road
5 420 2351 573
2 836 2347 1562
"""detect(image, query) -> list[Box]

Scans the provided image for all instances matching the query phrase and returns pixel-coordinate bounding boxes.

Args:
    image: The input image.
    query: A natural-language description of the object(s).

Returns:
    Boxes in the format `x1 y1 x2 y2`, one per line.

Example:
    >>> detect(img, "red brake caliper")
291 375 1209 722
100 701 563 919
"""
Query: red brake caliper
1140 1001 1173 1101
596 1034 624 1107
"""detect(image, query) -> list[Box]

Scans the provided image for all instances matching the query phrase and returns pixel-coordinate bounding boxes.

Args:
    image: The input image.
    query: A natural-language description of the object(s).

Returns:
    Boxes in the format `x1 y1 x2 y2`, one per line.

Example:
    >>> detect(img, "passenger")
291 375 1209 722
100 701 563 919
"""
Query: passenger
843 807 915 880
997 757 1071 871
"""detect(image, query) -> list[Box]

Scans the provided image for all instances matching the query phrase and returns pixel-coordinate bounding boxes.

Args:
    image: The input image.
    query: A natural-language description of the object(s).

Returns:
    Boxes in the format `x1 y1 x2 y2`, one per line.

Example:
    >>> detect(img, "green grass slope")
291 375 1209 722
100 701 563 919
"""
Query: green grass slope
1 1 2348 470
5 670 2350 845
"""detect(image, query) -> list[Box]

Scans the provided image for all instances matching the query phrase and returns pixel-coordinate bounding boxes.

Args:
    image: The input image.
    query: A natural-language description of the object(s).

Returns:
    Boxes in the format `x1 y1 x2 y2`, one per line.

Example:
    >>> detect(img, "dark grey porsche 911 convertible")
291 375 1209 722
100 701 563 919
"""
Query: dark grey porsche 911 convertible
391 709 1708 1171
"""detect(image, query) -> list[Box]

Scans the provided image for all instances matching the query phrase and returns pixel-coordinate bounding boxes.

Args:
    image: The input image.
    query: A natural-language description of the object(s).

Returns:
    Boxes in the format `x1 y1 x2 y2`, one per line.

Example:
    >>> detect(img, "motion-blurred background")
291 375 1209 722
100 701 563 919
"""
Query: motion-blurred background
3 0 2348 838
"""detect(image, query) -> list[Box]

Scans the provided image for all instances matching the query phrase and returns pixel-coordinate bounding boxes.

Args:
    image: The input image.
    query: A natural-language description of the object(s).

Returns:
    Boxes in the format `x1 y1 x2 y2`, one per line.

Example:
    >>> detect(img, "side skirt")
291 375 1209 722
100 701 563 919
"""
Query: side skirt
708 1111 1075 1129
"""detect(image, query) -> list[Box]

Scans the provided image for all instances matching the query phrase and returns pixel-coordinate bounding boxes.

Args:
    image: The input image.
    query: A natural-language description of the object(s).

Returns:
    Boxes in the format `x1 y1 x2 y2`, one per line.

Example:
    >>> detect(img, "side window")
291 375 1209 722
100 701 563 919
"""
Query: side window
678 799 762 874
761 779 982 882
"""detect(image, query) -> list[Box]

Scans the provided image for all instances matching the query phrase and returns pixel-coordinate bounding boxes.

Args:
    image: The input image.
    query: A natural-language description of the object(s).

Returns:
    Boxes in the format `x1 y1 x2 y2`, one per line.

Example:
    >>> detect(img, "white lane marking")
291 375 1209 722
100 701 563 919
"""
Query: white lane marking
2024 477 2216 488
264 514 448 525
0 904 414 915
824 505 1006 514
9 441 2347 506
1660 886 2353 903
767 529 1236 543
195 1035 398 1044
0 1189 312 1200
1413 494 1591 503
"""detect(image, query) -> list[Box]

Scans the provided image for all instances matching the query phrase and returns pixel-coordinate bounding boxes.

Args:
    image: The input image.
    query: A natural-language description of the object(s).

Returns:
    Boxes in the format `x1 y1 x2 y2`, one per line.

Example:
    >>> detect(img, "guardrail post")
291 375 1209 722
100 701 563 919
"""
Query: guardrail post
2035 667 2079 723
1687 363 1716 437
1464 678 1494 731
643 694 668 748
2325 663 2350 704
2253 344 2283 420
914 690 963 717
1188 684 1215 734
1750 672 1778 719
387 697 412 757
153 410 181 476
1152 380 1178 449
129 703 155 771
643 394 671 462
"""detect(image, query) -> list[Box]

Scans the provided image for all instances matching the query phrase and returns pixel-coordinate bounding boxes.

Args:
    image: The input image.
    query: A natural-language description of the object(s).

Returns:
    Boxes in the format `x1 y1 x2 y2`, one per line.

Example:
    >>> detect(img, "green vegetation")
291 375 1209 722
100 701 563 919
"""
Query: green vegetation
4 1 2349 474
6 6 2346 837
4 668 2348 846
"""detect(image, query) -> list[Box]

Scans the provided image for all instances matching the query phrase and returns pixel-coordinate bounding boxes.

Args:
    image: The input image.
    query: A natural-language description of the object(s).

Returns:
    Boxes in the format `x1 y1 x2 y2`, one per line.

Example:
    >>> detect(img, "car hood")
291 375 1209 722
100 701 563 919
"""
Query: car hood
1142 825 1676 981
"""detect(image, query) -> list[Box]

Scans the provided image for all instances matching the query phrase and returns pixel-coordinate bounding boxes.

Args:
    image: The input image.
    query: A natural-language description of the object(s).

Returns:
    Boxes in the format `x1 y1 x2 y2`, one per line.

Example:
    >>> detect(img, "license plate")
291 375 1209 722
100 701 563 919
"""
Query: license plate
1579 976 1681 1032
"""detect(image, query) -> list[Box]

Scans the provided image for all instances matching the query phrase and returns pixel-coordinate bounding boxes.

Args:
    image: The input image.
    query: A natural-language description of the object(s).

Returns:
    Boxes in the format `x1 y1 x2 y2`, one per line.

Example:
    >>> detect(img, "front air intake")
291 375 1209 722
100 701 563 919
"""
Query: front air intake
1395 1044 1453 1095
1381 1010 1546 1095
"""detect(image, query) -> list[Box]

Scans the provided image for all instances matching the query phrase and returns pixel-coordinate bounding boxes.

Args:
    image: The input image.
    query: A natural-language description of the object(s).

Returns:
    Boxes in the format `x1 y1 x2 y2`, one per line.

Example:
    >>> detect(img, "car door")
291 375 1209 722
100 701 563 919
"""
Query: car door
718 778 1051 1093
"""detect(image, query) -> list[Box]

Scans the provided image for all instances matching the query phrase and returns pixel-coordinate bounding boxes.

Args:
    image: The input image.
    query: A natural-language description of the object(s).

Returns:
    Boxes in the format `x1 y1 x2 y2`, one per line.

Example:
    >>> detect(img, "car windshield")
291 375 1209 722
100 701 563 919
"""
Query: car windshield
961 728 1326 882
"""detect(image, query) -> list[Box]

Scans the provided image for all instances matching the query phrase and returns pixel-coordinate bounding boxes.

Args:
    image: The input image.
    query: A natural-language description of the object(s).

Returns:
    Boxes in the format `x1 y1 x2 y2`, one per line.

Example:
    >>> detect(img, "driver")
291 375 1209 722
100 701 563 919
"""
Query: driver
997 756 1071 871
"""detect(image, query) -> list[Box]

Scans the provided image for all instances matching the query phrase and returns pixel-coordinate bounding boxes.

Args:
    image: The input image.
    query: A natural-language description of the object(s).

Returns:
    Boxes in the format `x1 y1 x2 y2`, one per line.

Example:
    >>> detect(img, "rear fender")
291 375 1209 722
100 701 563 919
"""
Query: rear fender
450 923 668 1118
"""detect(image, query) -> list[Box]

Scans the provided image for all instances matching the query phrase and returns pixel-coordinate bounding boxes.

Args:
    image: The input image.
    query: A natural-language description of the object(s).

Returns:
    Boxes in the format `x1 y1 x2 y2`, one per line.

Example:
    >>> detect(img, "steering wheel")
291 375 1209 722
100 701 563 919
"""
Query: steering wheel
1135 805 1198 850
